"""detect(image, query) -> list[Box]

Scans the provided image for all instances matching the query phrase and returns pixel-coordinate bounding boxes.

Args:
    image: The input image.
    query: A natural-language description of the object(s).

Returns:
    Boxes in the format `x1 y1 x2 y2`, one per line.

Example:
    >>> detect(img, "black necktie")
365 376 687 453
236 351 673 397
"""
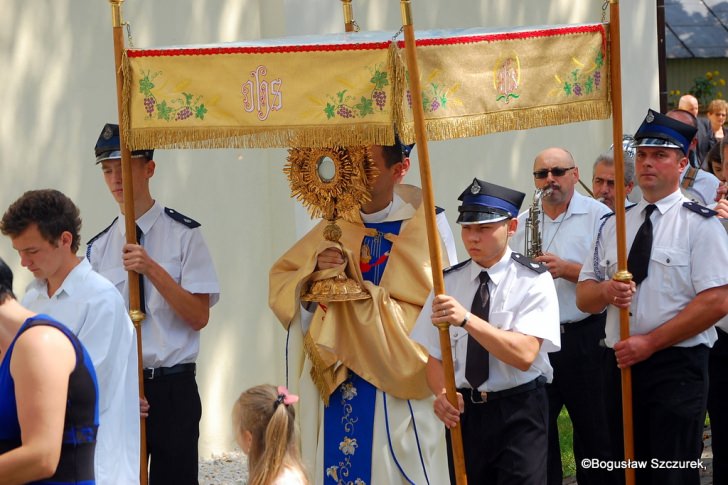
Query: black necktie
135 224 146 314
627 204 657 285
465 271 490 388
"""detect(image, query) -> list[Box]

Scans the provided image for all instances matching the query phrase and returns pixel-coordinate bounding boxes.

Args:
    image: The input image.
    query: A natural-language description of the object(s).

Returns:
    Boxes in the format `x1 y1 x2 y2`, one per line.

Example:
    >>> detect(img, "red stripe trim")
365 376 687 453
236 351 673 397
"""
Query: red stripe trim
127 24 605 58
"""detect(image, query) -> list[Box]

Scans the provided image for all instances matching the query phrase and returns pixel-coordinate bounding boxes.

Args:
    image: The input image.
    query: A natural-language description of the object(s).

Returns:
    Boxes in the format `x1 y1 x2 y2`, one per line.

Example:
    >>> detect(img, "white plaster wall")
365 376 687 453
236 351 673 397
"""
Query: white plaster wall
0 0 657 457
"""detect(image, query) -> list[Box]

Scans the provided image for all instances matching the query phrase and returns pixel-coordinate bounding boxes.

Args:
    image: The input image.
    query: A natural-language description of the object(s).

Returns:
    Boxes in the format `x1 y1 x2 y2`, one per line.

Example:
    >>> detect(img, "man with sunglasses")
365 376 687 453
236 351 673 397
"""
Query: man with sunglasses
510 147 612 485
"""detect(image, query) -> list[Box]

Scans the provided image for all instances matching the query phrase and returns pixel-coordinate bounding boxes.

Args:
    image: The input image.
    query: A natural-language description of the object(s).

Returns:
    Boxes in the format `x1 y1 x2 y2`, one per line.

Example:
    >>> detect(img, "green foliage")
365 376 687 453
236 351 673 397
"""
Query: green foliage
558 408 576 478
670 70 726 110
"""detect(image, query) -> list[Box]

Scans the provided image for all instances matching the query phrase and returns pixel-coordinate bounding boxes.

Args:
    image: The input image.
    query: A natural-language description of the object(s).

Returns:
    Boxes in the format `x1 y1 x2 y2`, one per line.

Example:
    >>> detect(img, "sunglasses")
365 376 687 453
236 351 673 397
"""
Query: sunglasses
532 167 575 179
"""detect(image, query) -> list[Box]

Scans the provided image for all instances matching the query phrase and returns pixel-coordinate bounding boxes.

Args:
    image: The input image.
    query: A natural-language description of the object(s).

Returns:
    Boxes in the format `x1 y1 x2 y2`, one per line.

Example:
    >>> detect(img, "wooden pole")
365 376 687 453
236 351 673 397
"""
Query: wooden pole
607 2 635 484
399 1 467 483
340 0 356 32
108 2 149 483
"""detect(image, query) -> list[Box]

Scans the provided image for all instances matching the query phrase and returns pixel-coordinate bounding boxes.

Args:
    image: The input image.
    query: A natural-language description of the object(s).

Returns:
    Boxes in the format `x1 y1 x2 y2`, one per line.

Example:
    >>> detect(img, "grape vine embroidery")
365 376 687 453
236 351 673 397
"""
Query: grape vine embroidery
139 71 208 122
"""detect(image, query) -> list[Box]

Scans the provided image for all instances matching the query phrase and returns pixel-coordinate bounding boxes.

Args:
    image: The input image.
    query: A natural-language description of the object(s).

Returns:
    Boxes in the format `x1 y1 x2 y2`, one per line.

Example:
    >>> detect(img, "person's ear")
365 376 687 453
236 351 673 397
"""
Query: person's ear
393 157 410 183
237 429 253 455
507 218 518 236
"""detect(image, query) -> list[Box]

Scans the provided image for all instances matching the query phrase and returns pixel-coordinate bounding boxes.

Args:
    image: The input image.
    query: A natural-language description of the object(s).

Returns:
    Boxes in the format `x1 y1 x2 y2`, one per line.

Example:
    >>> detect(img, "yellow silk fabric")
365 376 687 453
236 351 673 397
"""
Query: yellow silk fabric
122 24 609 150
269 185 448 403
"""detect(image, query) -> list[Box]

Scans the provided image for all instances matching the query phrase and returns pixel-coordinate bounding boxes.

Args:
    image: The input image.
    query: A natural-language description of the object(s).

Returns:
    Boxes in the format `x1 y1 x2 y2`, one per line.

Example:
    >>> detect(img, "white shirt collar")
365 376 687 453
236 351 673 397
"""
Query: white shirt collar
116 201 163 237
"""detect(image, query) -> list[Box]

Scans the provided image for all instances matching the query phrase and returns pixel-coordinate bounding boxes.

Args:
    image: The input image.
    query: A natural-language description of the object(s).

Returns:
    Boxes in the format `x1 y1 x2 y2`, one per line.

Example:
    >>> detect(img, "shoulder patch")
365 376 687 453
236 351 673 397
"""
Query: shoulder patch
86 217 118 247
435 205 445 215
511 252 548 274
682 201 717 218
444 258 471 275
164 207 201 228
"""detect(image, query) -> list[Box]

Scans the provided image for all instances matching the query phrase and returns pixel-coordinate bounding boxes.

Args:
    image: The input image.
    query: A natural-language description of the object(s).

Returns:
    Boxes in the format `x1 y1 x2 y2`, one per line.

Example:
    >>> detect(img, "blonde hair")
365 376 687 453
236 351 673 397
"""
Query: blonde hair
707 99 727 115
232 385 308 485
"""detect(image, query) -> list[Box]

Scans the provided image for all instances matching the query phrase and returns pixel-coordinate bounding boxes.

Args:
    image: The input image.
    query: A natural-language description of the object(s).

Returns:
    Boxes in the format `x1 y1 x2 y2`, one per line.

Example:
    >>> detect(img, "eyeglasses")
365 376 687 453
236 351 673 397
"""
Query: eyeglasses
532 167 575 179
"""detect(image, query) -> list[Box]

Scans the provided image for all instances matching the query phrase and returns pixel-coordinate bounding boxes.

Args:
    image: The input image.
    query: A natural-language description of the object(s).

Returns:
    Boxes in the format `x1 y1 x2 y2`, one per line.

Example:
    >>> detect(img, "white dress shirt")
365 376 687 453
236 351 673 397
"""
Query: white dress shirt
580 189 728 347
510 191 610 323
411 248 560 392
87 201 220 368
22 258 140 485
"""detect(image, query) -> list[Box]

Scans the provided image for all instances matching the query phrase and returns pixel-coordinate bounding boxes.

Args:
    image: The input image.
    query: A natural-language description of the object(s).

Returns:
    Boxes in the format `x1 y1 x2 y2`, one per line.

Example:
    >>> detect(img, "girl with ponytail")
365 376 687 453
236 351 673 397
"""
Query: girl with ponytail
232 384 308 485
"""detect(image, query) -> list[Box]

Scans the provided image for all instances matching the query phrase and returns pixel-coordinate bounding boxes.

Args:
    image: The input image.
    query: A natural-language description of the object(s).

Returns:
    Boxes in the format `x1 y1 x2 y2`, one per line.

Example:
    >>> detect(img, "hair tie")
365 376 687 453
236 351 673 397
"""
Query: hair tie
274 385 299 409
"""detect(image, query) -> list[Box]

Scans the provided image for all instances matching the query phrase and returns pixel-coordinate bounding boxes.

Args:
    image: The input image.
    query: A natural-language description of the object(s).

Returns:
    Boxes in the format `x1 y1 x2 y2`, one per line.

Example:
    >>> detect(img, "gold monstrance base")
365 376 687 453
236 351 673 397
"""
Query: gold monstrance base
300 220 370 302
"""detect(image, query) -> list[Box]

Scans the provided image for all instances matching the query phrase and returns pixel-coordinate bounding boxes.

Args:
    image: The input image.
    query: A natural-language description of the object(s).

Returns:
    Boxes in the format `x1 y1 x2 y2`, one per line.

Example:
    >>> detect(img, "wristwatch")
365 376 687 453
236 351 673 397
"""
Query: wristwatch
460 311 471 328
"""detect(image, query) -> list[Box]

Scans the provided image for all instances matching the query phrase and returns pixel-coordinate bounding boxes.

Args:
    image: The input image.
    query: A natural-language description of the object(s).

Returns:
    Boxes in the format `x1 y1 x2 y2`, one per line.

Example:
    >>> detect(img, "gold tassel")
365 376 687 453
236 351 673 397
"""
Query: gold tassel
303 331 334 406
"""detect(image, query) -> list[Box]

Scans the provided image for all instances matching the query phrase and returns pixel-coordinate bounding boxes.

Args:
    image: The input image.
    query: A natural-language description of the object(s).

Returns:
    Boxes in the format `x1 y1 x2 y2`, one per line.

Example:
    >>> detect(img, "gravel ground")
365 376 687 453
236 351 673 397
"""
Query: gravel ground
199 428 715 484
199 451 248 485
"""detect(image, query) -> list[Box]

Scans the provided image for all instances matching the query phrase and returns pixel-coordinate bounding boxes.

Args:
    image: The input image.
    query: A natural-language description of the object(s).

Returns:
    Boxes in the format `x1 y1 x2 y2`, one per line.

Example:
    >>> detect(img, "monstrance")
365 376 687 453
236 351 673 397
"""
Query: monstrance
284 146 377 302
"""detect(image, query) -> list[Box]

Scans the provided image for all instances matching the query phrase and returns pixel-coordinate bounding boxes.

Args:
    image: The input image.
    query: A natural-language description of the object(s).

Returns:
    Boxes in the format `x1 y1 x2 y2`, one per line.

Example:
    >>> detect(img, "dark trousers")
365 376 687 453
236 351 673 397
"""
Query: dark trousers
605 345 709 485
446 384 548 485
145 372 202 485
546 313 613 485
709 328 728 484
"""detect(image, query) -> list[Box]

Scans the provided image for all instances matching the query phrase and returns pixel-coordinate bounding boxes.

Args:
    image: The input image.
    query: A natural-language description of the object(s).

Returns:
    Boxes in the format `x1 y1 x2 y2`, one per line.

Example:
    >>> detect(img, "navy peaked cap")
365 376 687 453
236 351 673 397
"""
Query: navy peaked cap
94 123 154 164
457 178 525 224
634 109 696 155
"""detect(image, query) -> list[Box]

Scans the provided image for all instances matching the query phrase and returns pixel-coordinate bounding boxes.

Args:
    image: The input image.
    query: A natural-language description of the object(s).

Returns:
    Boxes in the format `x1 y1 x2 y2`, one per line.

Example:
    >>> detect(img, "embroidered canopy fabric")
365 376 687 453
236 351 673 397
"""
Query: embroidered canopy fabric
122 23 610 150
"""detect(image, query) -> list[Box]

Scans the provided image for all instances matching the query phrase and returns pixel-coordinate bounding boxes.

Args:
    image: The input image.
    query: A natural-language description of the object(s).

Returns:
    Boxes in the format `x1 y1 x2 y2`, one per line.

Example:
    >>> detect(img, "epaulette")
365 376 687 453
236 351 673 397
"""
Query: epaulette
682 201 717 218
85 217 118 261
164 207 201 228
435 206 445 215
600 203 637 220
511 252 548 274
86 217 118 248
444 259 471 274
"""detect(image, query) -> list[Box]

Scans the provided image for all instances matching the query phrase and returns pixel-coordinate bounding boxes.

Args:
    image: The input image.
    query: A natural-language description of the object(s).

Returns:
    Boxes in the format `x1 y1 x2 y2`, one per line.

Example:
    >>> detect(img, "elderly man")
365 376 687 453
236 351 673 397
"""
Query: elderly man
577 109 728 485
592 139 636 211
510 147 612 485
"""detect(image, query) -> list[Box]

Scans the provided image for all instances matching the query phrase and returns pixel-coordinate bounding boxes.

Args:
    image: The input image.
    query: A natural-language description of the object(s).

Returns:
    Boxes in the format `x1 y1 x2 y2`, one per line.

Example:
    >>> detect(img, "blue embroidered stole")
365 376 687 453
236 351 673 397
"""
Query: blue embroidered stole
323 220 403 485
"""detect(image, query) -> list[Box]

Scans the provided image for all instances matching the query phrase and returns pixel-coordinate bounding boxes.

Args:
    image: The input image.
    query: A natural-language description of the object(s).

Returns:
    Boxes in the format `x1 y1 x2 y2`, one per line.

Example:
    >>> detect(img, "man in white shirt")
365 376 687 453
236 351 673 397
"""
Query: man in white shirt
510 147 612 485
87 123 220 485
1 189 140 485
577 109 728 485
411 178 560 484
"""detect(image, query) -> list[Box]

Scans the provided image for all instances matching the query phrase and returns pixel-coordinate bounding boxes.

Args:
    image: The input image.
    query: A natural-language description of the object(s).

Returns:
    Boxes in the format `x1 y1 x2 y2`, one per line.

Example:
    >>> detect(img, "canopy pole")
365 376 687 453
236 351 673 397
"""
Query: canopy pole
109 2 148 484
340 0 356 32
399 1 467 484
607 2 635 484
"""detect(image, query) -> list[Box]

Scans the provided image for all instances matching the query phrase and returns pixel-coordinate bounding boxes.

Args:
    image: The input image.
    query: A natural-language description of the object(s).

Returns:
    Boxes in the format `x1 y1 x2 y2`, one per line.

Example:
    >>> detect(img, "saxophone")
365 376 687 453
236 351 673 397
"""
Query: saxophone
524 187 552 258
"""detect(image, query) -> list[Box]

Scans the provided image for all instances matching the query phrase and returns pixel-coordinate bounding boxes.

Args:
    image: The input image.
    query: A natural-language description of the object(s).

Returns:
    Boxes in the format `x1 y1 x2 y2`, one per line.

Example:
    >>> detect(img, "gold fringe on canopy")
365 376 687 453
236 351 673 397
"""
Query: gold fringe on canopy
121 24 610 150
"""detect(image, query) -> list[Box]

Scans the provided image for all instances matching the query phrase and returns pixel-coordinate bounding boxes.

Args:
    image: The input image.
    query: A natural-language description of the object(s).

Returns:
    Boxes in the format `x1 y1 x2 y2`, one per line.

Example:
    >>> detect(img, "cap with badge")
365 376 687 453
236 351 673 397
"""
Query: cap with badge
394 131 414 158
633 109 696 155
94 123 154 164
457 178 525 225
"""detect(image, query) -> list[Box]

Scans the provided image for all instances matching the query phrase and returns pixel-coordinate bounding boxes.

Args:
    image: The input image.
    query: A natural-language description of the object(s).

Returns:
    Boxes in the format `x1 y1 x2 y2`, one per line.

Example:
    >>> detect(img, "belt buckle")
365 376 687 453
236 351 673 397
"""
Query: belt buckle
469 388 487 404
146 367 155 380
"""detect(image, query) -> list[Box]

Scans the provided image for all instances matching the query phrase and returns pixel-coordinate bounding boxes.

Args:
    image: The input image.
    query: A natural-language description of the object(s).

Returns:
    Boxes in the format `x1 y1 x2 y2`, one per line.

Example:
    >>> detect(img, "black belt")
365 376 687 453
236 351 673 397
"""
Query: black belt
144 363 196 380
560 312 606 334
458 375 546 404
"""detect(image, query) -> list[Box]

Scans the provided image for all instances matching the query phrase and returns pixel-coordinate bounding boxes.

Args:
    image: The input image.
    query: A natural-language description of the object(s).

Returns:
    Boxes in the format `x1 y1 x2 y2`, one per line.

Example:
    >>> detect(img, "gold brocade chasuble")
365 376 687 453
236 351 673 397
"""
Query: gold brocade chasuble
269 185 446 403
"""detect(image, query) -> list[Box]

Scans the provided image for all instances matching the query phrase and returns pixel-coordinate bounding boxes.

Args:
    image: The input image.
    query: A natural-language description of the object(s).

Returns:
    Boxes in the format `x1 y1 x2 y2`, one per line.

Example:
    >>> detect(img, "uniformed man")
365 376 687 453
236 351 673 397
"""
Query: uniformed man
87 123 220 485
577 109 728 485
411 178 560 484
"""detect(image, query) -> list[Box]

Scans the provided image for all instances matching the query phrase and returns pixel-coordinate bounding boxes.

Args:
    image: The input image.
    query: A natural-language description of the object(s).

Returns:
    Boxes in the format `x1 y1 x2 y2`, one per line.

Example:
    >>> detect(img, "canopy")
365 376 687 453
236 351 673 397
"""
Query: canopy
122 23 610 150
